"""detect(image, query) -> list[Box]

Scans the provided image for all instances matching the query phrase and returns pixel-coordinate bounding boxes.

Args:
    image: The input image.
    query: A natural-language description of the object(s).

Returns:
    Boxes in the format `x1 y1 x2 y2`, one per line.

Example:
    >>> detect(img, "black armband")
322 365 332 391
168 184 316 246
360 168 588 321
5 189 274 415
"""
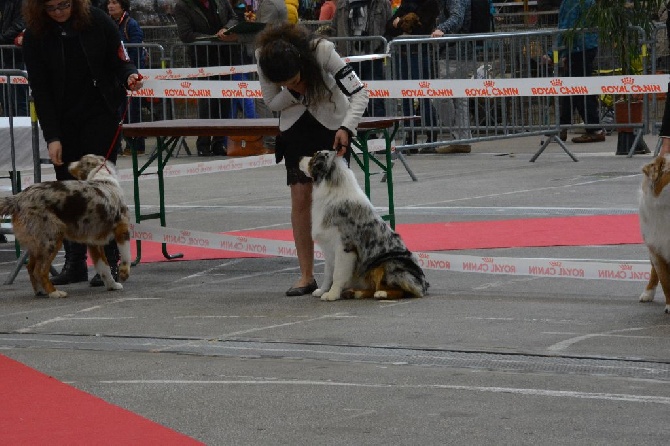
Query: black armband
334 65 364 96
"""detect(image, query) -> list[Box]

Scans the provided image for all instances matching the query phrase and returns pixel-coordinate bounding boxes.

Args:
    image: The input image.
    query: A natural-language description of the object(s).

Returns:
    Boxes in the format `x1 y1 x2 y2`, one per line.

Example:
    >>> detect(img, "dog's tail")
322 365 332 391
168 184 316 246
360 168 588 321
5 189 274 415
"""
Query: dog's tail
0 196 18 218
384 258 430 298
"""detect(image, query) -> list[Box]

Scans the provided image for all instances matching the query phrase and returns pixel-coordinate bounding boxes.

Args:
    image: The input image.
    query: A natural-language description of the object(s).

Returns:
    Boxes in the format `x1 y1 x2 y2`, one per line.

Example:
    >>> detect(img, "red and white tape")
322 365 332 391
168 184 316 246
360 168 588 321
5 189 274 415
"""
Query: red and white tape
20 154 277 188
131 222 650 282
130 74 670 100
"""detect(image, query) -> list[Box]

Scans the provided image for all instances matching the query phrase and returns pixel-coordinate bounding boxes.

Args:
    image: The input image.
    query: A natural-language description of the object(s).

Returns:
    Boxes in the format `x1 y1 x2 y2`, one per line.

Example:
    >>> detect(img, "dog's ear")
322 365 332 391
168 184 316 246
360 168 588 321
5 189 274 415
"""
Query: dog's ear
643 156 664 180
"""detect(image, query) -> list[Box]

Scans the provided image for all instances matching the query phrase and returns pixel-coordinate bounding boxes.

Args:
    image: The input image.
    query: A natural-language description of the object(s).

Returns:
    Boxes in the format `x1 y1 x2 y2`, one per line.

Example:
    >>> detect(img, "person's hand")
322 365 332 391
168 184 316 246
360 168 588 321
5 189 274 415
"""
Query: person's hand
660 137 670 156
216 28 237 41
431 29 444 38
333 128 350 156
48 140 63 166
13 32 24 47
393 17 401 28
127 73 144 91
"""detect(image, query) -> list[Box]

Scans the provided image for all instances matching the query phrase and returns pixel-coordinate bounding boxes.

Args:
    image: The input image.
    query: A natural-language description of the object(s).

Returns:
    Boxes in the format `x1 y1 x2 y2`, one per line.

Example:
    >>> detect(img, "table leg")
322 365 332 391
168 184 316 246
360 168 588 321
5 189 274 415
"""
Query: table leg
131 136 184 264
351 126 396 229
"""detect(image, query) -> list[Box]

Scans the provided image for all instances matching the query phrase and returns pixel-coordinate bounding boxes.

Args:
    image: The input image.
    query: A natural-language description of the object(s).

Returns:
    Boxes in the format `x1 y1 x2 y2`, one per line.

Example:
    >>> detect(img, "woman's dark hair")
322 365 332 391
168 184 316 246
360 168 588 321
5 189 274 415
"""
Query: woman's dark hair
24 0 92 36
117 0 130 12
256 23 331 105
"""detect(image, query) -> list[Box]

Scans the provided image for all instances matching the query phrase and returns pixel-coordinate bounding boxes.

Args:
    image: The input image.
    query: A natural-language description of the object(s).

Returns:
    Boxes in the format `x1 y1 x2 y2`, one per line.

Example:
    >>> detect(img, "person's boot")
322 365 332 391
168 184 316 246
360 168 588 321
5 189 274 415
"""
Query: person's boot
90 241 120 287
51 241 88 285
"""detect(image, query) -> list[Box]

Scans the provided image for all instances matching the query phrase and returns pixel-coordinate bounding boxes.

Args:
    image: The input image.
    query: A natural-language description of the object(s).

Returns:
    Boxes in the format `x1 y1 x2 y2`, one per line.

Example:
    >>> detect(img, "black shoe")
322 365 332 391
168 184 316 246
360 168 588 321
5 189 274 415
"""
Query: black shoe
211 141 227 156
90 264 119 287
285 279 318 296
51 262 88 285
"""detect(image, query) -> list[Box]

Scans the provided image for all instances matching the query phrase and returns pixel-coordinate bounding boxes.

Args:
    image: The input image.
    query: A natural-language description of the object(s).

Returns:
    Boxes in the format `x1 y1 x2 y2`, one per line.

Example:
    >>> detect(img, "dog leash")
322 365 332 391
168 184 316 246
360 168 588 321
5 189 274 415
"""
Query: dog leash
96 74 144 176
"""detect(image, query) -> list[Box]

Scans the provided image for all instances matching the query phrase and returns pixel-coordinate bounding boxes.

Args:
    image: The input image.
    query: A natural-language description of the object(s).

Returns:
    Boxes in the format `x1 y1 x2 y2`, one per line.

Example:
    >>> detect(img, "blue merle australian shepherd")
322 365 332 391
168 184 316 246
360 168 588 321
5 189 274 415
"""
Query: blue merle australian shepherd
299 150 429 301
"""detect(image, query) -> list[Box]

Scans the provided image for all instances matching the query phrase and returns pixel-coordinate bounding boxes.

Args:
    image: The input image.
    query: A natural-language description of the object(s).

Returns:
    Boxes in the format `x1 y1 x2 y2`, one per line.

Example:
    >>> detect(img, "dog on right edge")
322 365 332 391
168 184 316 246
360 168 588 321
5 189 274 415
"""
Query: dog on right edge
639 155 670 313
299 150 429 301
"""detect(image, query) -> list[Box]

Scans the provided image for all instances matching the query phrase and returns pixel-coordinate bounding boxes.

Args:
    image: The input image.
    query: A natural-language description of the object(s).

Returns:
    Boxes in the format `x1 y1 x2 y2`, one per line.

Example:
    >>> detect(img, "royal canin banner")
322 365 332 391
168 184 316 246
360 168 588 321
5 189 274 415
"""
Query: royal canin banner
130 74 670 99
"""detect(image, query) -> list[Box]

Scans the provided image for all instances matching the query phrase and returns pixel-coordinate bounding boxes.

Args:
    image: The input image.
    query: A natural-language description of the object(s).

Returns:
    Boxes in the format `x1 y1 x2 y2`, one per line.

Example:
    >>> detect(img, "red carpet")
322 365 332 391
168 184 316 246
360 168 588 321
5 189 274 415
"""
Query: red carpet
0 354 204 445
135 214 643 263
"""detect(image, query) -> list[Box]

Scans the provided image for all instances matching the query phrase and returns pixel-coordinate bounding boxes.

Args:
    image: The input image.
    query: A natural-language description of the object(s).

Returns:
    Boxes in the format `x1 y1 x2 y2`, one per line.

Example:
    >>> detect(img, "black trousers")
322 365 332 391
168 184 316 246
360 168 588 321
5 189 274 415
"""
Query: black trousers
559 48 600 132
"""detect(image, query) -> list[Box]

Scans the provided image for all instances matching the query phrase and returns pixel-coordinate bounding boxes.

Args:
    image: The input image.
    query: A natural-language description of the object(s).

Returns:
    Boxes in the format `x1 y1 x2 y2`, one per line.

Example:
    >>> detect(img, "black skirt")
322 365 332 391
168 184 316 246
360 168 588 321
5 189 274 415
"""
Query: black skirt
276 111 337 185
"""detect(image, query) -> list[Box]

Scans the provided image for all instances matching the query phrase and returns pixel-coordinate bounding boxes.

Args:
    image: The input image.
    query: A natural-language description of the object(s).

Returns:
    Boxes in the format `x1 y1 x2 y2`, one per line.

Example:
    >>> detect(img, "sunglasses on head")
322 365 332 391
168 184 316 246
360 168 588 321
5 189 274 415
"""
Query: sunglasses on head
45 1 71 12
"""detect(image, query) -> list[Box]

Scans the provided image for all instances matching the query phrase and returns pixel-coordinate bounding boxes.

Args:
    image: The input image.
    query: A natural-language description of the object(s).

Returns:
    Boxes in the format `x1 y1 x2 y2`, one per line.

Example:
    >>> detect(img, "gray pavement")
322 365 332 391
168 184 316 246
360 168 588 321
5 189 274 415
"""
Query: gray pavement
1 130 670 445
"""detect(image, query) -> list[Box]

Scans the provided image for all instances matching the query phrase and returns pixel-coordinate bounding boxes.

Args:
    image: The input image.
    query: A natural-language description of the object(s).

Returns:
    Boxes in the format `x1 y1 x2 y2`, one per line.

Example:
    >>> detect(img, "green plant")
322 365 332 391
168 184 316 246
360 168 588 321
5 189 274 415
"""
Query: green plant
579 0 666 75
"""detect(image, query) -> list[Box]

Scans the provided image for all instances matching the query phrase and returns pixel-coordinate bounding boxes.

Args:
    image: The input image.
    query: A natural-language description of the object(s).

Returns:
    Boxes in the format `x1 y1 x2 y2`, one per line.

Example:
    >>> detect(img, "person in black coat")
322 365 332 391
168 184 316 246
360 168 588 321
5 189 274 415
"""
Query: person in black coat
22 0 143 286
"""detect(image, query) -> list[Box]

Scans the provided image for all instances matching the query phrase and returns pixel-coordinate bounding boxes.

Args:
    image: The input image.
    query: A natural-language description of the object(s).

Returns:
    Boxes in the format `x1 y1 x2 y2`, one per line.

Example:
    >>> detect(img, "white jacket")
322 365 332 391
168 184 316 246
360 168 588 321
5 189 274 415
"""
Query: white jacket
256 39 369 133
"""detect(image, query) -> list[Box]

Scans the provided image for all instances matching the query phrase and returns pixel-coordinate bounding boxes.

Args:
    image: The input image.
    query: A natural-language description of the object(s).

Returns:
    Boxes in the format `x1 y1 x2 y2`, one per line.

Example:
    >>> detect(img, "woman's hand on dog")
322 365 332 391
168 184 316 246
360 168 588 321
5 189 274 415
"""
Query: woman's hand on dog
48 141 64 166
333 128 350 157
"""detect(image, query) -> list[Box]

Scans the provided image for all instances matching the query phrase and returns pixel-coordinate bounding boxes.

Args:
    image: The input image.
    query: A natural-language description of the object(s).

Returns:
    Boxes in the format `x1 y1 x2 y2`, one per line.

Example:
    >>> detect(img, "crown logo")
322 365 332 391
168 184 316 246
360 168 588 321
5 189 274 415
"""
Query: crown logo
482 257 494 263
363 82 369 88
621 77 635 85
483 80 494 88
619 264 633 270
550 79 563 86
180 81 191 88
549 261 562 267
419 81 430 88
238 82 248 89
198 68 205 74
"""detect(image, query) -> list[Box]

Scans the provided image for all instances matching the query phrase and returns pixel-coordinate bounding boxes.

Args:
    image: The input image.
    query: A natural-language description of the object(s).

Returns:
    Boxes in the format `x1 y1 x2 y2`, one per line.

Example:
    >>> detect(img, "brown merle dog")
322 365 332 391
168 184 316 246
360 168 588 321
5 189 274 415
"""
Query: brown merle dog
0 154 131 298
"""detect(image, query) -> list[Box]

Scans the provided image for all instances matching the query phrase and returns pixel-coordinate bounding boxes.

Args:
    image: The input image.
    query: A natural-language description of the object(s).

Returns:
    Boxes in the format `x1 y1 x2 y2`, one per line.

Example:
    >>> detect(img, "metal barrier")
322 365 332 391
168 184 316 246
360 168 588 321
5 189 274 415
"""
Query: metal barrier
0 45 29 118
330 36 389 118
125 42 170 124
385 26 656 156
127 26 664 158
168 41 254 122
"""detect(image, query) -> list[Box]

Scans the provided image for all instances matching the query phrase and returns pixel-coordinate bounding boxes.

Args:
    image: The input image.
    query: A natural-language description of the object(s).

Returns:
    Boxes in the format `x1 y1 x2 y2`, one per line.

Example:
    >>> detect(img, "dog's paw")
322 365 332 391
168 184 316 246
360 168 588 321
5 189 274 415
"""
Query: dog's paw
312 288 325 297
118 264 130 282
639 289 656 302
321 291 341 301
665 304 670 314
373 290 388 299
107 282 124 291
48 290 68 298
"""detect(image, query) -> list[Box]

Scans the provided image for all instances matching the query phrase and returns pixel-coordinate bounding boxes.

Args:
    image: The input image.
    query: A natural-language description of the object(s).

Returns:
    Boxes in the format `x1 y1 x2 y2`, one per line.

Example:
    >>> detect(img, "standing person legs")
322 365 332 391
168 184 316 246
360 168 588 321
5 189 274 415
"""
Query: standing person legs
358 59 386 117
435 56 474 153
287 182 315 294
397 53 416 144
52 108 120 285
570 48 605 143
124 96 145 155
